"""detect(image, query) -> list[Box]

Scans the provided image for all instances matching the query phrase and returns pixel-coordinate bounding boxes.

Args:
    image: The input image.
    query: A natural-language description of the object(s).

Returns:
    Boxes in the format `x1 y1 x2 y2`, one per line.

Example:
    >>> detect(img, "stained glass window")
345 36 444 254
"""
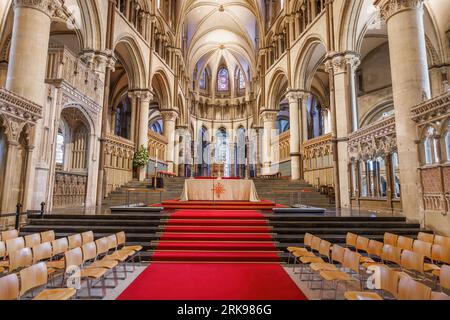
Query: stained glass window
199 69 206 90
55 130 64 165
217 67 229 92
238 69 245 90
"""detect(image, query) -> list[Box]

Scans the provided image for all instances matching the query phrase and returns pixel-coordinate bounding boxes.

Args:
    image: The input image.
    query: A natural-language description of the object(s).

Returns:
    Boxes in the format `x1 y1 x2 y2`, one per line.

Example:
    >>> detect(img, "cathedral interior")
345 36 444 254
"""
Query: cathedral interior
0 0 449 301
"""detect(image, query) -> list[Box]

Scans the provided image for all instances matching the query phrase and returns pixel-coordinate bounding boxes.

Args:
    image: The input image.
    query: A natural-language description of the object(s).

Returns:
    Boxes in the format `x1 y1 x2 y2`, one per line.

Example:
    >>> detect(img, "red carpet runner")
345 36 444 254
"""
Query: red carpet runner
117 209 307 300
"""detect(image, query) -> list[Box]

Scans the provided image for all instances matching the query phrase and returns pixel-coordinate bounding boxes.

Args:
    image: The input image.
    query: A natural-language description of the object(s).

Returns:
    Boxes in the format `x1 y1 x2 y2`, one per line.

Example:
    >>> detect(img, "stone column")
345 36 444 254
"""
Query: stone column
135 90 153 181
161 110 178 173
376 0 431 222
6 0 56 104
261 110 278 175
286 91 302 180
325 52 360 209
1 139 20 213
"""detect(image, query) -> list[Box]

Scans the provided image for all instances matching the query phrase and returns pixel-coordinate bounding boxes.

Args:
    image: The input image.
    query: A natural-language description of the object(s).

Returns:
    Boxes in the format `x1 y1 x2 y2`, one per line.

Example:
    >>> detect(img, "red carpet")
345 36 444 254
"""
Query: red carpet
116 209 307 300
152 200 285 210
117 263 307 300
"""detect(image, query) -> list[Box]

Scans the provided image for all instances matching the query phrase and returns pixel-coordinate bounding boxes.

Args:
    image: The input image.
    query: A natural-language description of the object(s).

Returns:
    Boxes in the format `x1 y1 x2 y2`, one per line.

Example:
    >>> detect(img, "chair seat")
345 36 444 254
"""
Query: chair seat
320 270 356 282
293 251 315 258
344 291 383 300
33 288 77 300
118 248 136 257
431 292 450 300
432 269 440 278
0 260 9 267
424 263 440 272
80 267 108 279
103 251 129 262
288 247 307 253
88 259 118 269
360 256 375 264
0 266 3 273
362 262 383 269
122 245 142 252
46 260 65 270
310 262 338 272
300 256 324 264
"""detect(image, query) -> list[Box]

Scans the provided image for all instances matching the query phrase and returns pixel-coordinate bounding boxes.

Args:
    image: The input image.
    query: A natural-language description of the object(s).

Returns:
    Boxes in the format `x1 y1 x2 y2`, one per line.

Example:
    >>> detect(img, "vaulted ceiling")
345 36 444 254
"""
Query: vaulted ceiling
177 0 264 85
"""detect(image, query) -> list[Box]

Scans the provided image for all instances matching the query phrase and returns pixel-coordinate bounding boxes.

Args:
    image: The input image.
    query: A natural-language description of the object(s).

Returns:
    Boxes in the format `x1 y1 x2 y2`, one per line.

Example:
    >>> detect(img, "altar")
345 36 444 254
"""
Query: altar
180 178 260 202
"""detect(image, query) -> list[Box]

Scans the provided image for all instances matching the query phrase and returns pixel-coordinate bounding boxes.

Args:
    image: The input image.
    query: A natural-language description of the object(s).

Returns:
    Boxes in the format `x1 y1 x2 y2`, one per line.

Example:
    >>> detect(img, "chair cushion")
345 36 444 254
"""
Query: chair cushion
33 288 76 300
344 291 383 300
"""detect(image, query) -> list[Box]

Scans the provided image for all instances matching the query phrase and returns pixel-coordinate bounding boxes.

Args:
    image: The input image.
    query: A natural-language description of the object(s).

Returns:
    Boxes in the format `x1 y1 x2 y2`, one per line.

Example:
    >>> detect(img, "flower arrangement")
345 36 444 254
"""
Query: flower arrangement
133 145 149 168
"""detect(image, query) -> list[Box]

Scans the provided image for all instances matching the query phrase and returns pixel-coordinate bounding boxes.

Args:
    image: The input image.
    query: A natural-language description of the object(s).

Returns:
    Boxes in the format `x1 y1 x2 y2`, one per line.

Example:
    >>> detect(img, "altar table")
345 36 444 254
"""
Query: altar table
180 179 260 202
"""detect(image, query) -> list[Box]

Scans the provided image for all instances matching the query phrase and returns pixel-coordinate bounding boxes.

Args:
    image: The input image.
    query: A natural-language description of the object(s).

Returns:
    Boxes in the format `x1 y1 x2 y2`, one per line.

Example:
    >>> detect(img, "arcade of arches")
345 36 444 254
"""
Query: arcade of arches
0 0 449 237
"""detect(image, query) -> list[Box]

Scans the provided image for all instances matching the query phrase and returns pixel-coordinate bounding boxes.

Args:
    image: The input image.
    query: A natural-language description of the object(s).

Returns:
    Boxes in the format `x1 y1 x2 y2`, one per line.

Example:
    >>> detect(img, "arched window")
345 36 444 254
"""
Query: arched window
150 119 163 134
217 67 229 92
114 94 132 139
422 126 438 165
237 69 245 90
306 95 324 139
443 121 450 162
199 69 207 90
55 129 65 166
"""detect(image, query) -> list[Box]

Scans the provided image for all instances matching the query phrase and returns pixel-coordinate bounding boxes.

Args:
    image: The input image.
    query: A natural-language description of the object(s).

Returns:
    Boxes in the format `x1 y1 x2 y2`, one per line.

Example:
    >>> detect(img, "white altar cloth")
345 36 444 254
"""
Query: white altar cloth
180 179 260 202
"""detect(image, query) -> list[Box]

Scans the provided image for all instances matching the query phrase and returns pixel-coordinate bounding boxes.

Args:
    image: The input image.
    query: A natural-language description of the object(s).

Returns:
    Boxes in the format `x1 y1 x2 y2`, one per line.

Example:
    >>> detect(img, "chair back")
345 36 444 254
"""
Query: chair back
356 236 370 253
95 237 109 256
397 236 414 251
343 249 361 274
318 240 332 261
0 241 5 259
418 232 434 244
19 262 48 296
0 273 20 300
367 240 384 258
51 238 69 256
81 231 94 244
32 242 53 264
116 232 126 247
6 237 25 256
64 247 83 271
398 277 431 300
9 247 33 273
431 244 450 264
106 235 118 251
434 235 450 249
346 233 358 248
40 230 55 243
304 233 313 248
25 233 41 248
81 242 97 263
331 245 346 264
68 234 82 250
1 229 18 242
400 250 425 275
384 233 398 246
381 244 402 265
431 292 450 300
441 264 450 291
379 266 400 299
412 240 432 260
311 236 321 252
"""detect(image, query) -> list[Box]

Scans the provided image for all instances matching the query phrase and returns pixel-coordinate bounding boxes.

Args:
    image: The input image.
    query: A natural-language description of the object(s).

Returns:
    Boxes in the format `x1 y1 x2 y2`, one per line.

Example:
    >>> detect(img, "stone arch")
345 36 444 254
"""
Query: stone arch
266 69 289 110
151 69 172 109
113 36 147 89
293 36 327 90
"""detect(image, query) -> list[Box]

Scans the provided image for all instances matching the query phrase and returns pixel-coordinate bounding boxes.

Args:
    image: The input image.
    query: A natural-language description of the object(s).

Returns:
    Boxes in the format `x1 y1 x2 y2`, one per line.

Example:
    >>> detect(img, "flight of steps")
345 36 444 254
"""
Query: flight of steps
104 177 331 208
21 210 426 263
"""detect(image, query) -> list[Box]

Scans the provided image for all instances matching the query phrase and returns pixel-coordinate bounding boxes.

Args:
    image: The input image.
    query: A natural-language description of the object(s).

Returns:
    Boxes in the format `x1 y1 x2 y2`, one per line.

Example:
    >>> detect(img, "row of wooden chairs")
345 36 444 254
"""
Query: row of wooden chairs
0 229 19 242
289 233 450 300
0 231 142 300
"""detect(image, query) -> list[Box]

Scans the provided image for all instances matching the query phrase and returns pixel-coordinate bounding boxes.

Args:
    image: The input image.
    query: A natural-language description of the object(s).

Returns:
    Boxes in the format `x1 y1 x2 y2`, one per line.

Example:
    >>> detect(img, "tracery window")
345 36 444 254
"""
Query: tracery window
422 126 438 165
238 69 245 90
444 121 450 162
199 69 207 90
217 67 229 92
55 130 65 166
306 95 325 139
114 94 132 139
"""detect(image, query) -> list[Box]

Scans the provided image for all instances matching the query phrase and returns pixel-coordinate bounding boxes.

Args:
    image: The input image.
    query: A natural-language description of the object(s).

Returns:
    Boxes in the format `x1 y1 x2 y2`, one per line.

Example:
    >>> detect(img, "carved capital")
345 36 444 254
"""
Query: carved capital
375 0 424 22
13 0 60 18
260 109 278 122
325 51 361 74
160 110 178 122
285 91 303 104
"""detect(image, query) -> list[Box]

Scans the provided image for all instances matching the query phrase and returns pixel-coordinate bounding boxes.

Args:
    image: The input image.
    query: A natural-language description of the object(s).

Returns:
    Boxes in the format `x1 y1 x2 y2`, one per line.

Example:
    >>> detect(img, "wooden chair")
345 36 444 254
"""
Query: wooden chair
381 244 402 267
366 240 384 261
24 233 42 248
19 262 76 300
82 242 118 270
47 238 69 270
418 232 434 244
32 242 53 264
8 247 33 273
413 240 432 260
6 237 25 257
115 232 142 255
434 235 450 249
397 276 431 300
430 291 450 300
345 265 400 300
397 236 414 251
299 240 332 266
0 241 6 271
81 231 94 244
400 250 426 279
0 273 20 300
1 229 18 242
287 233 313 264
68 234 83 250
346 233 358 249
40 231 55 243
427 245 450 278
384 233 398 247
319 249 363 299
440 264 450 293
102 235 134 263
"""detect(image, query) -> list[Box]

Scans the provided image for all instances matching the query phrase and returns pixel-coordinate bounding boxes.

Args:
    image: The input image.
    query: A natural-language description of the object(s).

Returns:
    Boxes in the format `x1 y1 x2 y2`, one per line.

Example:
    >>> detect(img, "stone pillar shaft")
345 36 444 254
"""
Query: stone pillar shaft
287 92 301 180
261 110 278 175
162 110 178 173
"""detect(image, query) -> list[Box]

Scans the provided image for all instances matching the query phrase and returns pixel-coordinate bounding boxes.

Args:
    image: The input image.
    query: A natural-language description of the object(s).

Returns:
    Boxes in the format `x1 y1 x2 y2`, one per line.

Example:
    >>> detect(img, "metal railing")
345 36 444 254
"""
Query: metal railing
1 202 46 232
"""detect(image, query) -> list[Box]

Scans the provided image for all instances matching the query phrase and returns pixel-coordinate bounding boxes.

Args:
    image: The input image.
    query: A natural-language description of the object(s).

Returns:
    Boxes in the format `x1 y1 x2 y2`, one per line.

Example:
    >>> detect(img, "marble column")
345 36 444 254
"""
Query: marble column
376 0 431 222
135 90 153 181
161 110 178 173
286 91 302 180
325 52 360 209
261 110 278 175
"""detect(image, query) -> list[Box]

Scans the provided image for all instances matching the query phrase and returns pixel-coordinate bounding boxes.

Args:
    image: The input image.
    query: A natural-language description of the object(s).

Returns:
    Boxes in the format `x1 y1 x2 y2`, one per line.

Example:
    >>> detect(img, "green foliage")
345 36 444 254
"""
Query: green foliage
133 145 149 168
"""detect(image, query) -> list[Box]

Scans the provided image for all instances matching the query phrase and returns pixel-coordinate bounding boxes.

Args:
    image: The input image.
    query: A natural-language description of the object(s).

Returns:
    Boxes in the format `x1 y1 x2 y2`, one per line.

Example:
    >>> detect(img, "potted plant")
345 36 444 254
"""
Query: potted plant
133 145 149 169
